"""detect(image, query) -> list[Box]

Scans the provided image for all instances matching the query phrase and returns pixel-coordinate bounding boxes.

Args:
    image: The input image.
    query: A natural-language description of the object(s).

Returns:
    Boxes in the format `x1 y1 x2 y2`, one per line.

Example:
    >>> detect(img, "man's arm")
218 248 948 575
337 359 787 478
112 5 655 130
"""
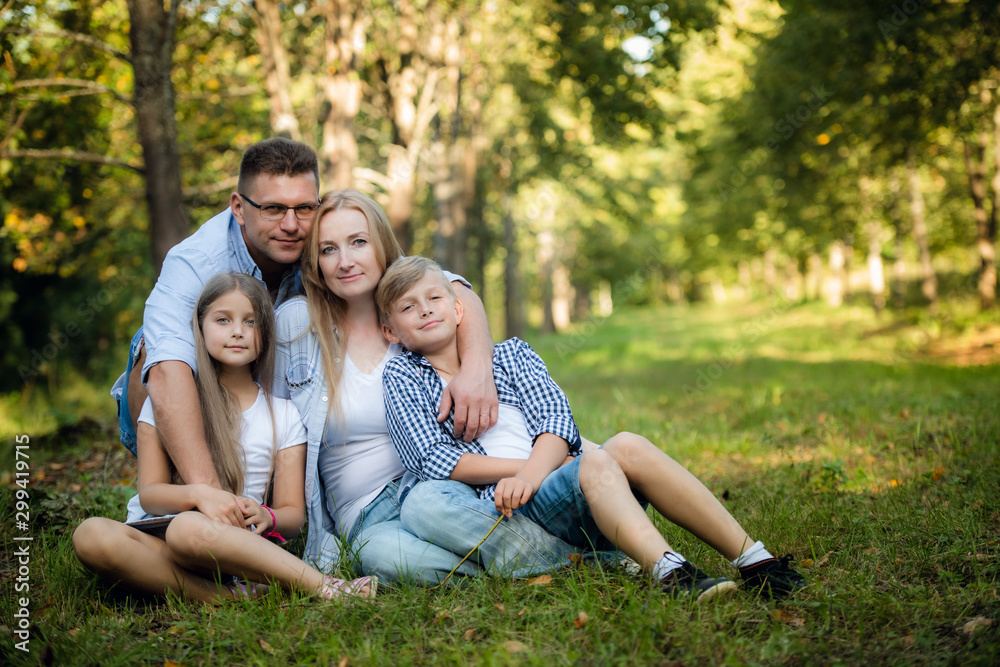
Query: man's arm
140 223 229 489
146 362 221 487
442 282 499 442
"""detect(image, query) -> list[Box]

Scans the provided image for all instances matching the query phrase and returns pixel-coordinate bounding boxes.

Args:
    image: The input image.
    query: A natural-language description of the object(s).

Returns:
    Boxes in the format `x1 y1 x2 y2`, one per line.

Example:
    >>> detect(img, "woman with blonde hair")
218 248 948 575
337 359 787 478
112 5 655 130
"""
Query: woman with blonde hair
275 191 582 583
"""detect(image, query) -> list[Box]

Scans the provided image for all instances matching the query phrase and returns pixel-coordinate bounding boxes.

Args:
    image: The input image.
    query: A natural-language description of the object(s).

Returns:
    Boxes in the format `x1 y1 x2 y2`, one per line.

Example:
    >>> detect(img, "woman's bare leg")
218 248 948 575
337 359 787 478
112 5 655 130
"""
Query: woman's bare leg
73 517 229 603
600 432 753 561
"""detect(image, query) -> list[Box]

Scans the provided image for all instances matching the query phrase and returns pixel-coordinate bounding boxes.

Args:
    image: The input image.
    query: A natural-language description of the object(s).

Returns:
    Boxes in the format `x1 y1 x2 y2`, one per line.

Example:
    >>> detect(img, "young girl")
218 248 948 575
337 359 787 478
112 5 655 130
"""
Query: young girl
74 273 375 602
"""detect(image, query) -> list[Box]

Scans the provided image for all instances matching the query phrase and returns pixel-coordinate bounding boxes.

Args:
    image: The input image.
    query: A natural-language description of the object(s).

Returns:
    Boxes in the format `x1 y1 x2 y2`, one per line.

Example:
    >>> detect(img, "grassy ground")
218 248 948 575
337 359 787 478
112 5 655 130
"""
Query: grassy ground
2 299 998 665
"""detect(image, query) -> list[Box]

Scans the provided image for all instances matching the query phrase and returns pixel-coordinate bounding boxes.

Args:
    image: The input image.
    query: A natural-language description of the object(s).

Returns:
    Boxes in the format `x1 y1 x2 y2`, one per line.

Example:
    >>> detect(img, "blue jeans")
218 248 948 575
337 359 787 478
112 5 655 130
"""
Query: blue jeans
110 327 144 456
514 453 619 551
348 479 482 585
401 479 621 579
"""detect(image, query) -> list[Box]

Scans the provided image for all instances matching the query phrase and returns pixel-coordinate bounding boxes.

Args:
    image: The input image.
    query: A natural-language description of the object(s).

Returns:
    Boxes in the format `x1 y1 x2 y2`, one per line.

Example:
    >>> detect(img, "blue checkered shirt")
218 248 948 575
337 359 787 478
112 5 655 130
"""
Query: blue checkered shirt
383 337 582 501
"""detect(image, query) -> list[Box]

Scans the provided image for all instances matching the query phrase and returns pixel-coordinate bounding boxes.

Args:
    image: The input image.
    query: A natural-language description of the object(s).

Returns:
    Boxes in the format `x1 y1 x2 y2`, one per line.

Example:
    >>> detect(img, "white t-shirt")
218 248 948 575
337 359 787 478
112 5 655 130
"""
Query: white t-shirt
125 388 306 523
476 403 534 459
317 344 406 537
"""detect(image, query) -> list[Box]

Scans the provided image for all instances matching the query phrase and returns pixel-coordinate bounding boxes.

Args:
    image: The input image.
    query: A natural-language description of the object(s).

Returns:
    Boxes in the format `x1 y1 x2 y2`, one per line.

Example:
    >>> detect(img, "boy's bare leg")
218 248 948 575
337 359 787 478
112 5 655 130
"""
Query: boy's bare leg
577 450 673 572
599 432 752 561
73 517 231 603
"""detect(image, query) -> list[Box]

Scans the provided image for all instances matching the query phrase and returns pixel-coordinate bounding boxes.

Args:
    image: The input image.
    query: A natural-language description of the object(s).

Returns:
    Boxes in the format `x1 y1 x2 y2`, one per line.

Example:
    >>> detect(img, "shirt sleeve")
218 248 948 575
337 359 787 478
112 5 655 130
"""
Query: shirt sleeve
275 398 307 450
382 357 468 481
274 297 314 400
140 245 218 382
442 269 471 290
137 397 155 427
501 338 581 454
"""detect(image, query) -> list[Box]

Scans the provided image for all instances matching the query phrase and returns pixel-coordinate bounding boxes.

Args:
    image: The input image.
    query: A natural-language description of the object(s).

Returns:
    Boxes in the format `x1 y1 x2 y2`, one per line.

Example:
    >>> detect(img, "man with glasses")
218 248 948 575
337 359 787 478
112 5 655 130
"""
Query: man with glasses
111 138 321 490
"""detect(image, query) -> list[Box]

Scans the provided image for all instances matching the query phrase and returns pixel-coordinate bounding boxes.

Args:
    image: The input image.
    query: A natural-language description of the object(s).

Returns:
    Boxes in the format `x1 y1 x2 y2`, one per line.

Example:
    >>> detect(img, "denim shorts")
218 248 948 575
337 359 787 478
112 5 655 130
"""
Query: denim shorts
513 450 649 553
110 326 144 456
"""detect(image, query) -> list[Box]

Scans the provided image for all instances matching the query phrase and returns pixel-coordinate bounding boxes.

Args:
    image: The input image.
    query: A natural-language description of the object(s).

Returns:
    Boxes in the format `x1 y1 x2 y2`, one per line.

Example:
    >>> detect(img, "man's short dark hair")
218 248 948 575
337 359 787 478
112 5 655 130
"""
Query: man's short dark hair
237 138 319 195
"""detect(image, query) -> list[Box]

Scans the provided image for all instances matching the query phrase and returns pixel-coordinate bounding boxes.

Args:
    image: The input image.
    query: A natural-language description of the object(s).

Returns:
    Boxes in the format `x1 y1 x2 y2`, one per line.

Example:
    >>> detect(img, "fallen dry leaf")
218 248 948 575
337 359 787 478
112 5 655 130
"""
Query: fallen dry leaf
518 607 528 617
962 616 992 636
338 657 349 667
503 641 526 653
495 603 506 613
902 635 916 649
815 551 834 567
770 609 805 627
573 611 588 628
932 466 946 481
799 559 815 568
258 638 275 654
528 574 552 586
163 662 184 667
463 628 476 641
434 610 451 623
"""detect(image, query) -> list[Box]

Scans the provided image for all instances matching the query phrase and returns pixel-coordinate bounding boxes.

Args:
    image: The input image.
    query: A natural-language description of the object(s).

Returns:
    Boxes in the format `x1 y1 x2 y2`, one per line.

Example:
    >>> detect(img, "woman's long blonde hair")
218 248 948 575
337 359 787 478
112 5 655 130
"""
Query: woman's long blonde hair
192 272 277 495
301 190 403 422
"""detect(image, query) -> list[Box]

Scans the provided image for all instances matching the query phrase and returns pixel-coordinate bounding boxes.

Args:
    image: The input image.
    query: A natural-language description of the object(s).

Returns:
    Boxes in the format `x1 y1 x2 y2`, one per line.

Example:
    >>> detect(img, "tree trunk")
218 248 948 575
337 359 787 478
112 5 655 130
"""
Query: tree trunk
378 0 443 250
321 0 363 190
502 191 523 339
538 229 556 334
251 0 302 141
888 168 906 309
573 281 591 321
126 0 187 276
825 241 845 307
907 148 938 305
963 130 994 308
859 175 886 314
988 101 1000 308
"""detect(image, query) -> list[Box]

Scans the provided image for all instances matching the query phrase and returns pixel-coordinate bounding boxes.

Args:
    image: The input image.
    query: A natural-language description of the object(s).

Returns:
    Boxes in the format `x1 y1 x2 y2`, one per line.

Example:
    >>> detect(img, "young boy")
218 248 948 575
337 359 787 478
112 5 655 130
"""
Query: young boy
378 256 806 600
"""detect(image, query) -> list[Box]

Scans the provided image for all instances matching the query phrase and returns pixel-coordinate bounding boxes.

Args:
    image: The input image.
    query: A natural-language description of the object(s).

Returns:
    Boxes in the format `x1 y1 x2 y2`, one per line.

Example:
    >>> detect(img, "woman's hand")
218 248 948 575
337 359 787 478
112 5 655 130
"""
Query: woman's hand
191 485 247 528
494 476 535 518
439 366 499 442
239 497 271 534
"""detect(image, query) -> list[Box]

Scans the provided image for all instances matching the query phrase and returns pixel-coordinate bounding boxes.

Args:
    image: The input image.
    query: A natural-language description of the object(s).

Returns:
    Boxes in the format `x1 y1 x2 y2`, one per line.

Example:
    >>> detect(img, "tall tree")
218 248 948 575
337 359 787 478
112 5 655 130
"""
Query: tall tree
125 0 187 275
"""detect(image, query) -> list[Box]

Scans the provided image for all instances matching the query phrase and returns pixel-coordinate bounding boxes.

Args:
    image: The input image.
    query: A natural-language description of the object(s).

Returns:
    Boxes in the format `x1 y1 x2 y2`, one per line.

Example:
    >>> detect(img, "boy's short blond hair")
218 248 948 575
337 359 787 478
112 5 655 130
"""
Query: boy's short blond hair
376 255 456 327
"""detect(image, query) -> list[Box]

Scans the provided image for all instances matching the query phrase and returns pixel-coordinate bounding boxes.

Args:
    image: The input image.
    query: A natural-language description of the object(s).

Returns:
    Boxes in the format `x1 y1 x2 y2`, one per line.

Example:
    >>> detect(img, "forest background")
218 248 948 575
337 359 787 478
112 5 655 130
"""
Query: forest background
1 0 999 433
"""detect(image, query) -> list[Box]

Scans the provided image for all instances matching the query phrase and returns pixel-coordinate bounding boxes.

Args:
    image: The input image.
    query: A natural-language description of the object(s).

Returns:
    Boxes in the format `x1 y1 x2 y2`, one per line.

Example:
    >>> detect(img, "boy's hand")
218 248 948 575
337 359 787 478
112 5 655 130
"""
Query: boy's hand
494 476 535 517
239 497 270 534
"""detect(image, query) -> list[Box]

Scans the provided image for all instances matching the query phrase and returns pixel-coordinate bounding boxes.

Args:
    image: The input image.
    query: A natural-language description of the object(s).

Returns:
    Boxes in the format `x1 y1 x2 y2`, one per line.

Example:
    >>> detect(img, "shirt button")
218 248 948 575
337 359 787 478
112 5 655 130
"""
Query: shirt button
322 396 328 402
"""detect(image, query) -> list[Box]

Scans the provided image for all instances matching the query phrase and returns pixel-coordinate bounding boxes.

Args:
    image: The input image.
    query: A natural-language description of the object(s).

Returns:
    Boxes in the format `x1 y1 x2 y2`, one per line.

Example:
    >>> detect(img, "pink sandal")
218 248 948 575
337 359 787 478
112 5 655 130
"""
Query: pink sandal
319 575 378 599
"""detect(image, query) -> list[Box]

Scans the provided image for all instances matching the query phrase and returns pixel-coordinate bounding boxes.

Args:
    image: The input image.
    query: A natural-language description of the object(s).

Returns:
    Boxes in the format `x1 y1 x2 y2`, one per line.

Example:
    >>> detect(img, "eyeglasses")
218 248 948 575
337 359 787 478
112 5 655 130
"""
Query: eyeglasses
239 193 320 221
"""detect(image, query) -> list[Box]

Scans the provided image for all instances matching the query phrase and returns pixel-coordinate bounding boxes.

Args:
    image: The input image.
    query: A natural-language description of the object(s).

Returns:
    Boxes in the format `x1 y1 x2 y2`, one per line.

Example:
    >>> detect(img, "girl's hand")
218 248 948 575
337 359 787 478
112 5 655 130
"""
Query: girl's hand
192 485 246 528
239 497 271 534
494 476 534 518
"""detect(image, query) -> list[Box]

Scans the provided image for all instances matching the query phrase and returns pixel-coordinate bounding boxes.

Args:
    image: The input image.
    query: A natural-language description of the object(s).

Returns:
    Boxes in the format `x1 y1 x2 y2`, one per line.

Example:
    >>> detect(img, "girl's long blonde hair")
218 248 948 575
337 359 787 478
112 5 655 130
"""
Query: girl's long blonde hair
192 272 277 495
301 190 403 422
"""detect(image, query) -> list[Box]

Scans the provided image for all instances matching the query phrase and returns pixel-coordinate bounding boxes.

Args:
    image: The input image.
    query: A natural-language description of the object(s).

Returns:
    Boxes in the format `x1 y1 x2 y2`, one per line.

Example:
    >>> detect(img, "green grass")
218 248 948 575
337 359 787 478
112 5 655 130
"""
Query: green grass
2 299 998 665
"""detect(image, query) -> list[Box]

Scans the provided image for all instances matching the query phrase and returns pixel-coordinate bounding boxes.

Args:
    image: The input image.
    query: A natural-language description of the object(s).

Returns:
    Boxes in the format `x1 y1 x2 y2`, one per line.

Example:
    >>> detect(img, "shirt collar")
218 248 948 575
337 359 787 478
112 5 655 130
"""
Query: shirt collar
228 211 261 279
227 210 303 305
